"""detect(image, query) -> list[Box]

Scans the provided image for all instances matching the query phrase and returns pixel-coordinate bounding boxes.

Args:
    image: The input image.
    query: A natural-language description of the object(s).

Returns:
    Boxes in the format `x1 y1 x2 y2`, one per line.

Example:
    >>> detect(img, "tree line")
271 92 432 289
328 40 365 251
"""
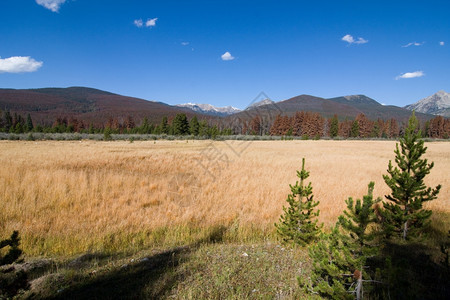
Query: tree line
1 109 449 139
266 112 450 139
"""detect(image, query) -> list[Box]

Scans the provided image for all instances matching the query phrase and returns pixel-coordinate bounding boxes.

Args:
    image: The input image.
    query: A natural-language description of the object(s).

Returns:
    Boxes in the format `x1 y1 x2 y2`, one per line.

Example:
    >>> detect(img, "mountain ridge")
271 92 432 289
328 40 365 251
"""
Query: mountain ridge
0 87 441 127
405 90 450 117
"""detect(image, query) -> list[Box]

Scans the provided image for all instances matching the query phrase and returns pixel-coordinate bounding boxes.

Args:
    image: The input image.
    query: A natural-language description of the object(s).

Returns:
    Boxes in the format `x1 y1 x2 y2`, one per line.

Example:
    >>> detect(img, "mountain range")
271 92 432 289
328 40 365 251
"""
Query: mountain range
176 103 241 117
0 87 446 127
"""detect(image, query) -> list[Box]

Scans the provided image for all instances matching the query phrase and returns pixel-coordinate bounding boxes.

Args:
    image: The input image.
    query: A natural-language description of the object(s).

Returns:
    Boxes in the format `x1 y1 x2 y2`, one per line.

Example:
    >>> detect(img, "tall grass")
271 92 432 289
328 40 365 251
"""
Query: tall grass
0 140 448 256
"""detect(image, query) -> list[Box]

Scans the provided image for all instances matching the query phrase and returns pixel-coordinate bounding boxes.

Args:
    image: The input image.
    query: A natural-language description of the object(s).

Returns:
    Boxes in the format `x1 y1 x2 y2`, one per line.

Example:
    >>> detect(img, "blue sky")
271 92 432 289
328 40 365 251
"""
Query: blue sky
0 0 449 109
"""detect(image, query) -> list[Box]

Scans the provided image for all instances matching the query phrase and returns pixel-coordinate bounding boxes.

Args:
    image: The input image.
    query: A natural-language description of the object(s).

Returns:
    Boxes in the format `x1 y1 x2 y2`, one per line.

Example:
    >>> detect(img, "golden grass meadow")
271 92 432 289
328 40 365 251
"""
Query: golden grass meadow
1 140 449 256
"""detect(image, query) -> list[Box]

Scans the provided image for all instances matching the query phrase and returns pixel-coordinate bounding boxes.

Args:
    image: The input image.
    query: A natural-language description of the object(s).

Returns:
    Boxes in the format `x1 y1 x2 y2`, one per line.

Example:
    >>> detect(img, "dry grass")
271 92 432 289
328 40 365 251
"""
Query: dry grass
0 140 448 256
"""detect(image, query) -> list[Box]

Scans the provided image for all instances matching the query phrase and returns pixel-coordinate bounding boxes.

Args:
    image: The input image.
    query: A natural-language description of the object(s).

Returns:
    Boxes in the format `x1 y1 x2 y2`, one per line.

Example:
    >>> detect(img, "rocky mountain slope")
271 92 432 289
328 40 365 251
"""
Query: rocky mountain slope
405 90 450 117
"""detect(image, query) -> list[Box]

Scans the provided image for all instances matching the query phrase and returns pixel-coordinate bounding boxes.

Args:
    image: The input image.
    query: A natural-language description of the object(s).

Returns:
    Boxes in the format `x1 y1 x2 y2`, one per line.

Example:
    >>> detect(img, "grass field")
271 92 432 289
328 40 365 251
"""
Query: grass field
0 140 449 256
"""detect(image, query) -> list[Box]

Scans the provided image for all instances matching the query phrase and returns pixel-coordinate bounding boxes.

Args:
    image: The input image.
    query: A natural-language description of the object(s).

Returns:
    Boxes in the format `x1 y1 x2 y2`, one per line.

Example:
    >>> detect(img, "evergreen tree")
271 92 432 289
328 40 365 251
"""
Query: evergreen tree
275 158 322 246
304 182 381 300
172 113 190 135
13 122 24 134
160 116 169 134
329 115 339 138
3 110 12 132
381 112 441 240
103 127 112 141
351 120 360 138
190 116 200 136
208 125 219 139
0 109 3 131
198 120 209 136
88 123 95 134
303 226 355 299
140 117 151 134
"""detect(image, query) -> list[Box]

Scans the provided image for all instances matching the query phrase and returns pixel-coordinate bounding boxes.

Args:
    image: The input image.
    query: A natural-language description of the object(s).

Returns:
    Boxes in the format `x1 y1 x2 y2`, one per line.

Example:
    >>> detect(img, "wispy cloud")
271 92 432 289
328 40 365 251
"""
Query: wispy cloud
395 71 424 80
134 18 158 28
134 19 143 28
440 41 445 46
402 41 424 47
341 34 368 45
0 56 43 73
221 52 235 61
36 0 66 12
181 42 190 46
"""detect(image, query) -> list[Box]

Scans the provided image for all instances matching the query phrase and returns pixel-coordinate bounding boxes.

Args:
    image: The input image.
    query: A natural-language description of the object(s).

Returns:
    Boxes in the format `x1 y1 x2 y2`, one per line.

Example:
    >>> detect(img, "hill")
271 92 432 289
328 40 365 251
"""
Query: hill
229 94 434 125
327 95 433 121
0 87 203 126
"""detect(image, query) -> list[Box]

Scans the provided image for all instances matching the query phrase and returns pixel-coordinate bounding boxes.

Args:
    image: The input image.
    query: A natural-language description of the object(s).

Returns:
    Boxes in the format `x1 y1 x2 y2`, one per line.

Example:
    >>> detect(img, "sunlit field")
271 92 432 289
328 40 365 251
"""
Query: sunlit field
1 140 448 256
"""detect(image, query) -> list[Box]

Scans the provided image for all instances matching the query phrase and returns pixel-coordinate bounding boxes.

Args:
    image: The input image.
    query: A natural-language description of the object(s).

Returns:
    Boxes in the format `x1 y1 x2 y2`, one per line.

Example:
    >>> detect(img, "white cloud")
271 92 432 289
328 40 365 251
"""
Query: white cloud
221 52 235 61
402 41 424 47
440 41 445 46
135 18 158 28
36 0 66 12
145 18 158 27
341 34 368 45
0 56 43 73
134 19 143 28
395 71 424 80
181 42 189 46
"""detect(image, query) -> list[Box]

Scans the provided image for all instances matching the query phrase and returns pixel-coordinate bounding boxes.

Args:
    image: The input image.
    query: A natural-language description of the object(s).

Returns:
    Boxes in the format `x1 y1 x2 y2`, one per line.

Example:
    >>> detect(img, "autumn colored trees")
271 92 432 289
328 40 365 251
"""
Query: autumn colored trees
0 109 449 138
267 112 424 139
270 112 325 138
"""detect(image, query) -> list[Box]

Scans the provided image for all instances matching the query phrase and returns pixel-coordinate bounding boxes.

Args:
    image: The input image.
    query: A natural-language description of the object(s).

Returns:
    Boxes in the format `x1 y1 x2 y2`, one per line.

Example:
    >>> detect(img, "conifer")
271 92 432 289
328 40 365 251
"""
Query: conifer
304 182 381 300
381 112 441 240
275 158 322 246
190 116 200 136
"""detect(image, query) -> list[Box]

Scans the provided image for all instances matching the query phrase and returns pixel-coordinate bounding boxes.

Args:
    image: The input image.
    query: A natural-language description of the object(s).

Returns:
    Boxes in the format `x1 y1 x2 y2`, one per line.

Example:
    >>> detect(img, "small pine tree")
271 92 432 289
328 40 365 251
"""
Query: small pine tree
381 112 441 240
304 182 381 300
275 158 322 246
303 227 355 299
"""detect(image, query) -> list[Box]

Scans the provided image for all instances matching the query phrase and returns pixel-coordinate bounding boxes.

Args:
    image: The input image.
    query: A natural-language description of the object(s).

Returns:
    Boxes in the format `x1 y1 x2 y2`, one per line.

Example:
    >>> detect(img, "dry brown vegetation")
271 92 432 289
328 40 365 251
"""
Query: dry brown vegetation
0 140 448 256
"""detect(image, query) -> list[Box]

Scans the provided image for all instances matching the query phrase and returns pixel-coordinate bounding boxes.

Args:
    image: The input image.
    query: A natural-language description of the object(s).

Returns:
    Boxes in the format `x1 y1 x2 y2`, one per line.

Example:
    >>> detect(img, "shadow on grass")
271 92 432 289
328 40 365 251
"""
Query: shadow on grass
43 225 228 300
372 229 450 300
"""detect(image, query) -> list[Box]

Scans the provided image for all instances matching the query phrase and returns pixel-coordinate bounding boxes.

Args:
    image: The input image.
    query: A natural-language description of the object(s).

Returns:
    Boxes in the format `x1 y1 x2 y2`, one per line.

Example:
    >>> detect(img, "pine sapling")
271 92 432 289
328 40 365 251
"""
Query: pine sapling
304 182 381 300
275 158 322 246
381 112 441 240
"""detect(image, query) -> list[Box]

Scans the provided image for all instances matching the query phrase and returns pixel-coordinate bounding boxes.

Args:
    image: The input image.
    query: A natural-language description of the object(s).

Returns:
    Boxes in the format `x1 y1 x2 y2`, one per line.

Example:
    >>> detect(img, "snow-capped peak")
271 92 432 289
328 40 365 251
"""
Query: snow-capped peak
176 103 241 116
